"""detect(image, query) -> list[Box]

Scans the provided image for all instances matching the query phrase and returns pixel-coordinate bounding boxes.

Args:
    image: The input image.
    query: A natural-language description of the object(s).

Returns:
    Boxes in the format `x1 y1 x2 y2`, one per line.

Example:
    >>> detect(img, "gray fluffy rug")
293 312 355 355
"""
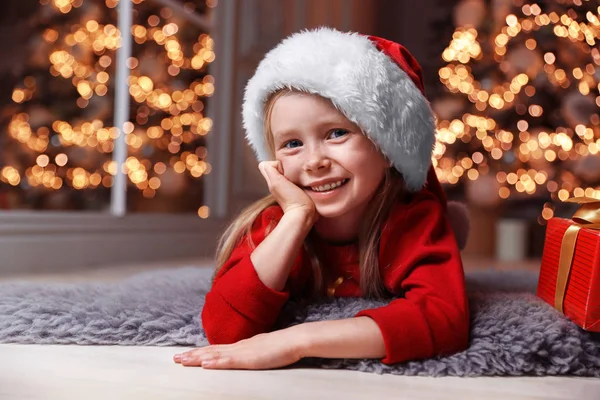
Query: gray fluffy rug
1 267 599 377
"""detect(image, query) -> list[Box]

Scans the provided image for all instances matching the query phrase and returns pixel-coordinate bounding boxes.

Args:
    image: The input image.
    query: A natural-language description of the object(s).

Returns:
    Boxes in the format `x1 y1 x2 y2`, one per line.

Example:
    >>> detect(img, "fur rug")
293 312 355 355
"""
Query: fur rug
1 267 599 377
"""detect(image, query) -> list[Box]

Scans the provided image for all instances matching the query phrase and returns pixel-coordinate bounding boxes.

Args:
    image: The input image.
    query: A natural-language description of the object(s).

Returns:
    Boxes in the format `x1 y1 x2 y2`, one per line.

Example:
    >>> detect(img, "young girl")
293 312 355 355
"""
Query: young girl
174 28 470 369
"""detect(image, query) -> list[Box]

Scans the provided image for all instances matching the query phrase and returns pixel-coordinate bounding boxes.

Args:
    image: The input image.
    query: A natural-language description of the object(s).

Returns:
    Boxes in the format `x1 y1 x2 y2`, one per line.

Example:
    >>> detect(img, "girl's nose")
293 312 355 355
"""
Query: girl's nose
304 155 332 172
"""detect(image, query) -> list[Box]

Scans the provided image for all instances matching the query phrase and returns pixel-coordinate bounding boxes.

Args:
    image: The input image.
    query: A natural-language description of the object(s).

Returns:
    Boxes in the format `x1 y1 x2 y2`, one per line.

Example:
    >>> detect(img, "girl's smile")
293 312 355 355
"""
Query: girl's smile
305 178 349 193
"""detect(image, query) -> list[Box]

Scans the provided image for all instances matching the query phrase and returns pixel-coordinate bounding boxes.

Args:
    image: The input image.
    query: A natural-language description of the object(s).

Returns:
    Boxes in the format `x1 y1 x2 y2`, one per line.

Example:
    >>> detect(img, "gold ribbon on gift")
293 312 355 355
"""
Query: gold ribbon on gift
554 196 600 313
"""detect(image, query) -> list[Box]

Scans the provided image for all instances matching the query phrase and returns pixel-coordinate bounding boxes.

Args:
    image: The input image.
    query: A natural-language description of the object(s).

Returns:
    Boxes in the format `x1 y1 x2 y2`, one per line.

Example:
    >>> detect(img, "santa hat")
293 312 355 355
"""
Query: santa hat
242 27 440 193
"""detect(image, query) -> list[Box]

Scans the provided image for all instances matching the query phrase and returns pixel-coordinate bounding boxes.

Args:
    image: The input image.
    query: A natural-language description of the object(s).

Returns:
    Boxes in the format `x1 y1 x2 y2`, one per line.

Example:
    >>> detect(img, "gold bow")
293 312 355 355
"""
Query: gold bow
554 196 600 312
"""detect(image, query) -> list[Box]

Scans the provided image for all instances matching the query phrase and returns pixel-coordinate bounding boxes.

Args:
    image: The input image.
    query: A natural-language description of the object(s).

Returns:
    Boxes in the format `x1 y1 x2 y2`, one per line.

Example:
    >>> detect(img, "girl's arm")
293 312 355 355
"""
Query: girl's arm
201 207 312 345
290 317 386 359
202 161 317 345
250 210 314 291
175 317 385 369
251 160 317 291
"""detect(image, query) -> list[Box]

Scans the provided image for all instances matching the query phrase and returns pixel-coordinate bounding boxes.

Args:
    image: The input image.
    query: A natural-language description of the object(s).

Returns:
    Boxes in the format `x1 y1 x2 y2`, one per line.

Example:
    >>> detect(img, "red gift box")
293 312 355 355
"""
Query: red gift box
537 197 600 332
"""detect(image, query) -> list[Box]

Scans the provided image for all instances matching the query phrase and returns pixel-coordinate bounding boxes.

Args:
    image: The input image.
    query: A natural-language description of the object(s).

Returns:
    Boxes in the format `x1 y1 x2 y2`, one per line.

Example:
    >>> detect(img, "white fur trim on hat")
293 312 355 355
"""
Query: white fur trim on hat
242 27 436 191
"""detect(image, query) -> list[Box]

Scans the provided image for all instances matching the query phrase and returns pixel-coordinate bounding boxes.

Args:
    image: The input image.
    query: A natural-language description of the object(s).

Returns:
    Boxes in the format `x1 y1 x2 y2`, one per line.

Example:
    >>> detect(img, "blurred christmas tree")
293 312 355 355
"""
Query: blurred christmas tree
432 0 600 222
0 0 215 214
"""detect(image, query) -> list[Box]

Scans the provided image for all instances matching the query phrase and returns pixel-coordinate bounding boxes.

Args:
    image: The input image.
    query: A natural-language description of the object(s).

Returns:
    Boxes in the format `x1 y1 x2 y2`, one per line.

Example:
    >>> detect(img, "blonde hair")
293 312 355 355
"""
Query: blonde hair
214 89 406 299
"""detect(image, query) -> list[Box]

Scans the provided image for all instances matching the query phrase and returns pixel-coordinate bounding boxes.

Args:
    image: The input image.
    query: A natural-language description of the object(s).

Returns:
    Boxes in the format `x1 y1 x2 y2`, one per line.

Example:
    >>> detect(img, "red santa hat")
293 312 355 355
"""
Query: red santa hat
242 27 444 198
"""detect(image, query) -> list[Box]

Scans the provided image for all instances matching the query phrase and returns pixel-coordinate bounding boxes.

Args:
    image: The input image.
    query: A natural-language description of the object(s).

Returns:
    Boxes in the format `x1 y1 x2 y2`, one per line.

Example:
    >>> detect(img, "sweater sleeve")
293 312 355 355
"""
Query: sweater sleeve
355 191 470 364
201 206 307 344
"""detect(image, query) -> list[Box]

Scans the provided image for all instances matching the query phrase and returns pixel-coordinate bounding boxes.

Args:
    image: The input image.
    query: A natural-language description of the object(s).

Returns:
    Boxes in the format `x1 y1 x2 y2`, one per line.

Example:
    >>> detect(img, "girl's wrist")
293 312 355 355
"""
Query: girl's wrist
285 323 314 360
283 207 318 229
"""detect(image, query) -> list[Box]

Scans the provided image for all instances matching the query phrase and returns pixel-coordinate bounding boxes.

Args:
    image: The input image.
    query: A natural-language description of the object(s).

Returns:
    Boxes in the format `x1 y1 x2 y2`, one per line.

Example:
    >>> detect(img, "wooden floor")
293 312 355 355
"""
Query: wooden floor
1 344 599 400
1 257 599 400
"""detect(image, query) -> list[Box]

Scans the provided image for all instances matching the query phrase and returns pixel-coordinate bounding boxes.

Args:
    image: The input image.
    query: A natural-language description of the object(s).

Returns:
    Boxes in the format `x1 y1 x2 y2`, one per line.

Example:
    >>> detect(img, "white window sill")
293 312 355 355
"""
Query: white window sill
0 212 225 276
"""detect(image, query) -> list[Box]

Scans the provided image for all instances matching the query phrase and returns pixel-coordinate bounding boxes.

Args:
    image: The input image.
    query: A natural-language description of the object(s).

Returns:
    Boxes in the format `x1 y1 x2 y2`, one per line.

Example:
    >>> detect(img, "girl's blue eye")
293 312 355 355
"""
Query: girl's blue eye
284 139 302 149
329 129 349 139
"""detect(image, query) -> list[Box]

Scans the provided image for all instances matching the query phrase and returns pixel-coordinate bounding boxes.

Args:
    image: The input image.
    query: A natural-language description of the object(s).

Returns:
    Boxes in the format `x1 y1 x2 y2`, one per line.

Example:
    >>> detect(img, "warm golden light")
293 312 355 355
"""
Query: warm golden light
197 205 210 219
435 2 600 210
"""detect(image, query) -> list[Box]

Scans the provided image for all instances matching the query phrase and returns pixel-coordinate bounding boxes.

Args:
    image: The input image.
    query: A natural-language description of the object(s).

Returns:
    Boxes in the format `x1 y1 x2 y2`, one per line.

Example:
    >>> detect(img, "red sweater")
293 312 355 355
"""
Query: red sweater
201 189 470 364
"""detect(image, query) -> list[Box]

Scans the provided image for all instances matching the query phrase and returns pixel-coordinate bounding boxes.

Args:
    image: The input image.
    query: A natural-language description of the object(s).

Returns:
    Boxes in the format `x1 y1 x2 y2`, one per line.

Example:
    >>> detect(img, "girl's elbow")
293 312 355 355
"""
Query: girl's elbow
460 303 471 348
436 302 470 355
201 315 221 345
205 332 235 346
437 321 470 357
453 324 470 353
202 317 247 345
201 307 236 345
200 294 248 344
449 306 471 353
201 308 262 345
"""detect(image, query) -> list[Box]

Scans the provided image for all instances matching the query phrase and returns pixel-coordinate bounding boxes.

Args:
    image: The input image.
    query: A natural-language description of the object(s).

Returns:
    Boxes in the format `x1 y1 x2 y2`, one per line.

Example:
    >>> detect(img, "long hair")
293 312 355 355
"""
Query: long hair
213 89 406 299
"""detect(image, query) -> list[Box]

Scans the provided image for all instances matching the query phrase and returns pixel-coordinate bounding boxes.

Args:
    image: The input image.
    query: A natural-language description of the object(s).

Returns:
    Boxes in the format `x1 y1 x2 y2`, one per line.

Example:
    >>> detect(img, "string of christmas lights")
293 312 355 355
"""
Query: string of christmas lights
1 0 215 215
434 0 600 222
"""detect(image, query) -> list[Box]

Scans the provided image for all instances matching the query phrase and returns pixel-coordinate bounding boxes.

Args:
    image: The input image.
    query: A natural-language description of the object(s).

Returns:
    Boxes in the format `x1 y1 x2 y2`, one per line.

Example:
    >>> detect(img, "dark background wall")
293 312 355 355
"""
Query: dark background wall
371 0 455 99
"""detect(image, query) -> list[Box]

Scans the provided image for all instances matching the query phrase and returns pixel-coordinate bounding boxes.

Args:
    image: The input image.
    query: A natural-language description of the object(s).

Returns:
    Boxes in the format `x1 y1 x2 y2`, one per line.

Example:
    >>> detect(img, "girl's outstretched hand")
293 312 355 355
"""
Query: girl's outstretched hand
259 160 317 222
173 329 302 370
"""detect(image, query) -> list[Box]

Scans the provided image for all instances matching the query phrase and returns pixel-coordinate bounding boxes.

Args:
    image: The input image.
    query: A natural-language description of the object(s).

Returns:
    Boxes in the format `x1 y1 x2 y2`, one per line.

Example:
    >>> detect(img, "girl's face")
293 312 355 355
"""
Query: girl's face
269 92 389 220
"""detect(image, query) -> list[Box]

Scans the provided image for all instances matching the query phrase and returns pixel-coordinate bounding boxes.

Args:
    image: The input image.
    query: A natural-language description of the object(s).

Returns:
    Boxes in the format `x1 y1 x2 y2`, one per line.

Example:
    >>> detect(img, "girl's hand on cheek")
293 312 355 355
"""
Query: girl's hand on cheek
259 161 317 223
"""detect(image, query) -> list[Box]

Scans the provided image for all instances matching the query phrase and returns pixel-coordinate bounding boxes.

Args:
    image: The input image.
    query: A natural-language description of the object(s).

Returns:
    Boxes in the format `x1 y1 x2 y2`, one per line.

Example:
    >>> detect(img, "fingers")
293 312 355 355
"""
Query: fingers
275 160 284 175
262 160 283 173
258 162 271 186
258 161 284 188
174 346 234 369
259 161 283 176
199 356 234 369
